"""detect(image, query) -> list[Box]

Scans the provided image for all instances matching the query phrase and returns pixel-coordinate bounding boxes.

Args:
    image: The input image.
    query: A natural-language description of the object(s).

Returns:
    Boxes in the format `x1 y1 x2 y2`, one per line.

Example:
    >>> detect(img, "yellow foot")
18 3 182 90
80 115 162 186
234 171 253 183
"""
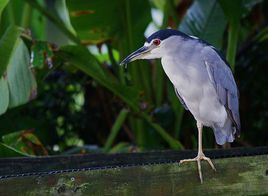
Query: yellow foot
179 153 216 183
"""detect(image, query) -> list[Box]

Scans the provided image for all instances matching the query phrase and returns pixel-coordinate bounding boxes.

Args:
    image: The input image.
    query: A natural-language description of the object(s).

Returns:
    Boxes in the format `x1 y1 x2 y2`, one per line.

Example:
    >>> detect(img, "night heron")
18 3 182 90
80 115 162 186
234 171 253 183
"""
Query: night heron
120 29 241 183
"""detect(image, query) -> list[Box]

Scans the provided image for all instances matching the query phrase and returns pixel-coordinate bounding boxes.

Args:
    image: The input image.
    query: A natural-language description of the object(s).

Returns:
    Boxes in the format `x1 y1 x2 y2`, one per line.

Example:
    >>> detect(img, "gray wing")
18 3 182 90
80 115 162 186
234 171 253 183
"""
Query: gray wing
202 46 241 135
174 87 188 110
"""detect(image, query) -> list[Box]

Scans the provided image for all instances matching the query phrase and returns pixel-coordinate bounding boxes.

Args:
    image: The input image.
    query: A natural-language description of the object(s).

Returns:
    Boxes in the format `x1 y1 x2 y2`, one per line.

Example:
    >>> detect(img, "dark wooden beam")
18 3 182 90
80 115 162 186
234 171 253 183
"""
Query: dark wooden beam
0 147 268 195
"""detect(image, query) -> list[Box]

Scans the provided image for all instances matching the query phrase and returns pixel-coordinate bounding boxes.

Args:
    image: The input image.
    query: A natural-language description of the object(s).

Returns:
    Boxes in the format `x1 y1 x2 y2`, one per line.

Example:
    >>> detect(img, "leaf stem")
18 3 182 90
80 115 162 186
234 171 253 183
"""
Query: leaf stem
103 109 129 152
226 21 240 71
140 112 184 150
6 3 15 24
20 3 32 28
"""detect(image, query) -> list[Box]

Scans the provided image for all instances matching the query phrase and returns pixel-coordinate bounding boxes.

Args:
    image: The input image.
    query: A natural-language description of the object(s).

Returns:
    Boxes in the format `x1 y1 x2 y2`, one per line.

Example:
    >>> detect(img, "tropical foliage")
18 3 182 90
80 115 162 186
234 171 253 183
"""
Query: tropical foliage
0 0 267 156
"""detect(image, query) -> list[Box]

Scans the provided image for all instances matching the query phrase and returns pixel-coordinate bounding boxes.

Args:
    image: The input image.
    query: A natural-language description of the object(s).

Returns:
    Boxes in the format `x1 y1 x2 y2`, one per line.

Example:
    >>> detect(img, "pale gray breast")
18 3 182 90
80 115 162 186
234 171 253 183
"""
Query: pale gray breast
161 39 227 125
161 39 210 90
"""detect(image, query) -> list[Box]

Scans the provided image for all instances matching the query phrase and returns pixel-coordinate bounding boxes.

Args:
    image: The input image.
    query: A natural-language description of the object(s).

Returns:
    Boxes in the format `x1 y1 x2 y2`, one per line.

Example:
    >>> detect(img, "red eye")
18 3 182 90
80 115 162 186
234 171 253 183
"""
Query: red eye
153 39 161 46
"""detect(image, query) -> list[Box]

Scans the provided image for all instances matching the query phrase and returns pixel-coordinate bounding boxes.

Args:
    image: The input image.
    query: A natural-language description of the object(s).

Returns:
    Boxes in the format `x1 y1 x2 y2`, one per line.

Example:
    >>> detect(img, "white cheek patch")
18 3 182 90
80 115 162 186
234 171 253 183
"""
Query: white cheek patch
144 42 151 47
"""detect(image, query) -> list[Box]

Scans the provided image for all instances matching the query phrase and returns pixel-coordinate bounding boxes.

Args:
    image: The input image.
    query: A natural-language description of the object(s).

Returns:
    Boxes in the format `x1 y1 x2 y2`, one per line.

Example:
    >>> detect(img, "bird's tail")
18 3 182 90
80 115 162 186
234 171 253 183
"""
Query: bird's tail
212 119 236 145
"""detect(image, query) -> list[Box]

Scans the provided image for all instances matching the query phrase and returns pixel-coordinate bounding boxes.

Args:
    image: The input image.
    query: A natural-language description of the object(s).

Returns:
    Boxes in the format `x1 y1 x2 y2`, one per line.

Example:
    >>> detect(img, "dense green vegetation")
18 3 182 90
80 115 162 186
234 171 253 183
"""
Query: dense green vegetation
0 0 267 157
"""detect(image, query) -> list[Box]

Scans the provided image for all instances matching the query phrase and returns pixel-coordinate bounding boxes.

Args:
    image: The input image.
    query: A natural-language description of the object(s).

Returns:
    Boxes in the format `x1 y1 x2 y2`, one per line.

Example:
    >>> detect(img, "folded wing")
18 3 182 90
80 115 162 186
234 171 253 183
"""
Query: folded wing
202 46 241 136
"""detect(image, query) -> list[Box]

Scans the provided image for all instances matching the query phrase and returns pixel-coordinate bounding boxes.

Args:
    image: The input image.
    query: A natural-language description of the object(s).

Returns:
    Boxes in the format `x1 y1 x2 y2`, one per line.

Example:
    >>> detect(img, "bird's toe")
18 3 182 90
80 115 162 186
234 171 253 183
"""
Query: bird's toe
200 156 216 171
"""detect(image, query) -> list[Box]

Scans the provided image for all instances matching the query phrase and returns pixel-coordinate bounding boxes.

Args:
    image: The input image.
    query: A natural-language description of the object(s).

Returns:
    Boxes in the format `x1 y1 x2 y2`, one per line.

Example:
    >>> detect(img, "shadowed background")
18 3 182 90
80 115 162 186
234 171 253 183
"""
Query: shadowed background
0 0 267 157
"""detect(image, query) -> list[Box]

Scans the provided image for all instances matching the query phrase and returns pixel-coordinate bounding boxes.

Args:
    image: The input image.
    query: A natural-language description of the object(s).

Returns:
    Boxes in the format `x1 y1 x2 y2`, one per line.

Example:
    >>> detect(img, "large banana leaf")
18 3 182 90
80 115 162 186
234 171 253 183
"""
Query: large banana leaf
0 26 20 114
0 26 37 115
65 0 151 49
0 77 8 115
66 0 119 44
0 26 20 77
179 0 227 48
219 0 262 21
7 38 37 108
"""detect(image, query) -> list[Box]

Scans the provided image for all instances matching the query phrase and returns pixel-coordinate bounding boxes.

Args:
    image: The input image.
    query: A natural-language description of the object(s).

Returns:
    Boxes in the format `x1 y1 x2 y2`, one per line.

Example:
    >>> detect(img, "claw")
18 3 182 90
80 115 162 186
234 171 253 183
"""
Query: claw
179 153 216 183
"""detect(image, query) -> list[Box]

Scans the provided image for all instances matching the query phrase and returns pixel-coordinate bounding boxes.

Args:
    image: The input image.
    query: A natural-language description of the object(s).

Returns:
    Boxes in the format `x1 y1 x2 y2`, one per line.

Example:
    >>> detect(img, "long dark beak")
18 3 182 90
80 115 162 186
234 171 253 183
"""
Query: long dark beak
120 46 150 65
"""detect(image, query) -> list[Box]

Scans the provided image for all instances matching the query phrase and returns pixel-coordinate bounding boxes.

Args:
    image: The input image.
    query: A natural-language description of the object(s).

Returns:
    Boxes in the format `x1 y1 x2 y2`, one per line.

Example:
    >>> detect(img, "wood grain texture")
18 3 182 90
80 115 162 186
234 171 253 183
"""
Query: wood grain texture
0 155 267 195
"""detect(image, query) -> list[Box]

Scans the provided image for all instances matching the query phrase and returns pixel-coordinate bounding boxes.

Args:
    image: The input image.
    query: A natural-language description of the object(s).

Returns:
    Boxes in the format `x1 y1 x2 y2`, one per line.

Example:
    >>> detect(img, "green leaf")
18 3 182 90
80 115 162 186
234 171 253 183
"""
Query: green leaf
255 26 268 42
2 130 47 156
0 77 9 115
7 38 37 108
0 143 27 157
218 0 262 70
103 109 129 152
167 83 184 139
0 26 37 114
55 0 76 36
0 0 9 21
30 2 46 40
219 0 243 22
141 113 184 150
108 142 132 153
25 0 80 44
219 0 261 22
0 25 20 77
57 45 140 111
151 0 166 10
117 0 151 50
179 0 227 48
65 0 151 48
66 0 119 44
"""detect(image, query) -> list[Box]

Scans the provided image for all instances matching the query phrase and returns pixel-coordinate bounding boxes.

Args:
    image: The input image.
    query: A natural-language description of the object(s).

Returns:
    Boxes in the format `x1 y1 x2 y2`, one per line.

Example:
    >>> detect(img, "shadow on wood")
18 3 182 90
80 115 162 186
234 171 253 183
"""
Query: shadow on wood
0 147 267 195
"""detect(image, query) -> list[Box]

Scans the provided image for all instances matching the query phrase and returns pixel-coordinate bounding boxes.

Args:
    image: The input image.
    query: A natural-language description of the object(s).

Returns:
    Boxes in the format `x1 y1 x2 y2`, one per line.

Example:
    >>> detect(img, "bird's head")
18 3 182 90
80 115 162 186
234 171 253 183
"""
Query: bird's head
120 29 188 65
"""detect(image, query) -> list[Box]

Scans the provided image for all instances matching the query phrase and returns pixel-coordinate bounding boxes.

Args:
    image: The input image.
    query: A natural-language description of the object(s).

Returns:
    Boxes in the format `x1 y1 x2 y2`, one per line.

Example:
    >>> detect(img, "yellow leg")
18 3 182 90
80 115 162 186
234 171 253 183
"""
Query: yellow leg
179 122 216 183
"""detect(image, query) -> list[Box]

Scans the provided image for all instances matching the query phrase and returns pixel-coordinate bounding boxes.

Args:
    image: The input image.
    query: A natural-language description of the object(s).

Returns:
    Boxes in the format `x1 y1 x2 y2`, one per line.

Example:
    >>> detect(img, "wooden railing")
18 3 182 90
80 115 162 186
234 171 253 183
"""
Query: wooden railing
0 147 267 195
